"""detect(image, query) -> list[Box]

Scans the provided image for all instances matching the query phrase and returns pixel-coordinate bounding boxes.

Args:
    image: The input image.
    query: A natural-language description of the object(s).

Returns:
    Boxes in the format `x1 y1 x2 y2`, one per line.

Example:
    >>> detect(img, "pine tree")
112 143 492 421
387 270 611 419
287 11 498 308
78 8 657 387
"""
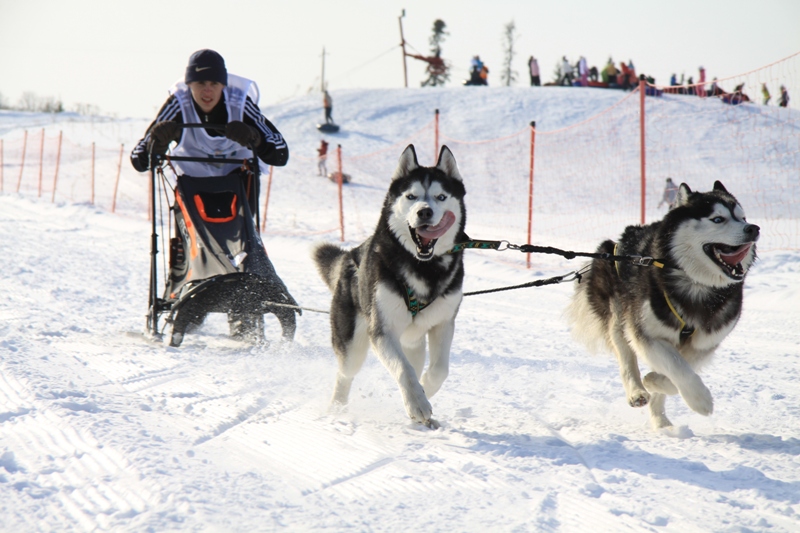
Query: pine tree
421 19 450 87
500 20 518 87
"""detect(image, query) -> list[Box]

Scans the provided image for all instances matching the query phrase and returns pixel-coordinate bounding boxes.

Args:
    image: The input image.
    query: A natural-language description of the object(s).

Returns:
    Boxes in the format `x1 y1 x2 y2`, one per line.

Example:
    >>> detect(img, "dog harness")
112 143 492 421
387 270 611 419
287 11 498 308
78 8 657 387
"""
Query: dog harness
612 242 694 343
403 286 430 317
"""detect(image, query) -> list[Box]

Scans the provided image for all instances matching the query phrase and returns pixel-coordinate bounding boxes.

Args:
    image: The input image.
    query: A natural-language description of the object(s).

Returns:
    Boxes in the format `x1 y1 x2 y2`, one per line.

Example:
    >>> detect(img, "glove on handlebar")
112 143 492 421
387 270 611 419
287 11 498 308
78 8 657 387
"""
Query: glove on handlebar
147 121 180 155
226 121 261 148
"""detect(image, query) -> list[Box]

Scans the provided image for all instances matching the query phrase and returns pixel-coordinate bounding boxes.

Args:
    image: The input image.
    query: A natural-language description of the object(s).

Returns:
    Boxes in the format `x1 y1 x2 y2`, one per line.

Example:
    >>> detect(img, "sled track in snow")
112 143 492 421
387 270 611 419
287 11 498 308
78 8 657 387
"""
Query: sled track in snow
0 371 159 532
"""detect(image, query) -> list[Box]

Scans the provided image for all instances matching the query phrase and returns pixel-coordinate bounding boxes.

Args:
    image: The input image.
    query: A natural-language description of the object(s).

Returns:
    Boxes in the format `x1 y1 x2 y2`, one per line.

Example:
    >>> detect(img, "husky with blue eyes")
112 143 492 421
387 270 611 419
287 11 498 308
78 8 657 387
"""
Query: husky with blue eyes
568 181 759 430
313 145 468 428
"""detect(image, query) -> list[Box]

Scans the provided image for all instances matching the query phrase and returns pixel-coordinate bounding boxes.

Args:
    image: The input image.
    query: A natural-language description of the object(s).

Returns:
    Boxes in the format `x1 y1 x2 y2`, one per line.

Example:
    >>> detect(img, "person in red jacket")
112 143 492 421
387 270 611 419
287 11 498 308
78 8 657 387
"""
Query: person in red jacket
317 139 329 176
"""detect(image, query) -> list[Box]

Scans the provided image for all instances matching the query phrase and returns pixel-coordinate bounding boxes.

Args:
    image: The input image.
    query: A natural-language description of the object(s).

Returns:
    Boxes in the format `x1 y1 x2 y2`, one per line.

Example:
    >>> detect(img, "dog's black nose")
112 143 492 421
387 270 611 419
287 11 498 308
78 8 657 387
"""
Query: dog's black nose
744 224 760 241
417 207 433 221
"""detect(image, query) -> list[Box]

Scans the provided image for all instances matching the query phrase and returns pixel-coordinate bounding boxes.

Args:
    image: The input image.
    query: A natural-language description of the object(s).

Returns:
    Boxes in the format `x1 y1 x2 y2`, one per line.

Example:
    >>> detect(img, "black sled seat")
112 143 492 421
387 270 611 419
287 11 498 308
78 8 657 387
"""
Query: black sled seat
146 126 299 347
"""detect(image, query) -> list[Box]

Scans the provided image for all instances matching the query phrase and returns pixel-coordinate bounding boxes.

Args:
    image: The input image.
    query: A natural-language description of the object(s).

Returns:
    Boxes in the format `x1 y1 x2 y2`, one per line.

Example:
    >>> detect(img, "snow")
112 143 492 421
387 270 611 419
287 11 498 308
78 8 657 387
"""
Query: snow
1 87 800 532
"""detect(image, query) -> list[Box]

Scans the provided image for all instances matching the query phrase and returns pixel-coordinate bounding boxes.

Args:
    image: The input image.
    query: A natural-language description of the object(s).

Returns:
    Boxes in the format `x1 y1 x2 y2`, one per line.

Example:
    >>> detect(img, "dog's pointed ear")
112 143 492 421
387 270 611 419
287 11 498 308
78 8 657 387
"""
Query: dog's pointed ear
435 145 462 181
392 145 420 181
677 183 692 207
712 180 729 194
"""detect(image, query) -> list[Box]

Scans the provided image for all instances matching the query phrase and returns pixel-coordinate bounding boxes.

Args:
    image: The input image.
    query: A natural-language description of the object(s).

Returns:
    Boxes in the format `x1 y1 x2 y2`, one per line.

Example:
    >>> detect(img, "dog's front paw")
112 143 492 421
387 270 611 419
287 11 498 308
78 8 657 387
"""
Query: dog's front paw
403 389 434 426
680 379 713 416
628 389 650 408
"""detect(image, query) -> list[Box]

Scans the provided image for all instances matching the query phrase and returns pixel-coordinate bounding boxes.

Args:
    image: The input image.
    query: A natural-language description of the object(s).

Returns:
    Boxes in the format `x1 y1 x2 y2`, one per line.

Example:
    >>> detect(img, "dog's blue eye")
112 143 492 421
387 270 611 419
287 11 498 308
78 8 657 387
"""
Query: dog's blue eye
711 216 725 223
436 194 447 201
406 194 417 200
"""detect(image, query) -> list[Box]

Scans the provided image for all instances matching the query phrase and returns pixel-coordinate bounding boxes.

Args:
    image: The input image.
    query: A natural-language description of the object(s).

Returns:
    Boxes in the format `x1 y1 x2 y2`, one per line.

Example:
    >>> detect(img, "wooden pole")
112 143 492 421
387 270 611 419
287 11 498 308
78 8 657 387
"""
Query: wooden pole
111 143 124 213
37 128 45 197
261 165 274 232
639 79 646 225
51 131 62 203
16 130 27 193
434 109 440 161
337 144 344 242
526 121 536 270
399 10 408 88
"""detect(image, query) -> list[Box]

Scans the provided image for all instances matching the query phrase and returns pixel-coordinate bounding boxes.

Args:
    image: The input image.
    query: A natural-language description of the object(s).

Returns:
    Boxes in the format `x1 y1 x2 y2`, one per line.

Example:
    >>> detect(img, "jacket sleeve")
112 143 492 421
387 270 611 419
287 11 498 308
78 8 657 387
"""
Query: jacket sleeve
130 95 183 172
243 97 289 167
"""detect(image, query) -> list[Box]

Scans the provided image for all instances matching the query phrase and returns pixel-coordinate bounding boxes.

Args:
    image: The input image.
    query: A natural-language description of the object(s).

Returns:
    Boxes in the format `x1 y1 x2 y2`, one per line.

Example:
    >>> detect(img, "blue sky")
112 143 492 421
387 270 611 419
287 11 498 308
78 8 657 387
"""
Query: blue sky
1 0 798 118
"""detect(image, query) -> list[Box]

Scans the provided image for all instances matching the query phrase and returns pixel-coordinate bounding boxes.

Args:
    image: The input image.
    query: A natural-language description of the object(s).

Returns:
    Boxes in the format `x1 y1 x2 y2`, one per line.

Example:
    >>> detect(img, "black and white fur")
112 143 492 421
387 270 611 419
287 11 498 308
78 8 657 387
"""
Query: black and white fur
313 145 468 428
568 181 759 429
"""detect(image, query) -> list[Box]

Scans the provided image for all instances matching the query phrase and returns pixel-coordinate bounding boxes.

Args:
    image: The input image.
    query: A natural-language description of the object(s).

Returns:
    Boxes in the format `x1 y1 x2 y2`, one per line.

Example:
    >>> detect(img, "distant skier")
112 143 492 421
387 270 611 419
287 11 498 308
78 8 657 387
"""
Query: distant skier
323 90 334 124
658 177 679 209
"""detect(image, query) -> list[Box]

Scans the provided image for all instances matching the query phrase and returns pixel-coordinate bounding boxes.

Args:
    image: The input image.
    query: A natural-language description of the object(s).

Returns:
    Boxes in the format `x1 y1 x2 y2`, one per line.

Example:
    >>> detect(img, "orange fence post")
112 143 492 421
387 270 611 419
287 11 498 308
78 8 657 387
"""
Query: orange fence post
37 128 45 197
526 121 536 269
261 165 274 232
434 108 440 160
91 142 96 205
639 79 646 225
51 131 62 203
337 144 344 242
111 143 124 213
16 130 27 193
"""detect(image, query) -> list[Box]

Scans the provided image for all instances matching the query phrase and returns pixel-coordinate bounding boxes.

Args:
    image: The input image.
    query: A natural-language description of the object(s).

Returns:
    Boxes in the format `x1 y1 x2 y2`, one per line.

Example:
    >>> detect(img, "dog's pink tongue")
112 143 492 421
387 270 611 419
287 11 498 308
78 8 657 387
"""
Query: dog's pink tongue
720 243 752 265
416 211 456 243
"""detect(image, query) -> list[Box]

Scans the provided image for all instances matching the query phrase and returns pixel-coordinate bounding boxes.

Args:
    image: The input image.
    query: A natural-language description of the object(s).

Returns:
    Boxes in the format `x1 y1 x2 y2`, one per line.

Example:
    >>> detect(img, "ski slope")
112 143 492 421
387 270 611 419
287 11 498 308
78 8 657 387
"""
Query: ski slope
1 88 799 532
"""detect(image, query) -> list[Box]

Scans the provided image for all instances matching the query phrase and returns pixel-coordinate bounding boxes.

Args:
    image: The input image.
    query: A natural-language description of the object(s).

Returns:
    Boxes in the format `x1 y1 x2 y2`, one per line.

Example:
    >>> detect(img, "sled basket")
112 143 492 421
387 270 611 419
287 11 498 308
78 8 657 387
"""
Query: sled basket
146 124 299 346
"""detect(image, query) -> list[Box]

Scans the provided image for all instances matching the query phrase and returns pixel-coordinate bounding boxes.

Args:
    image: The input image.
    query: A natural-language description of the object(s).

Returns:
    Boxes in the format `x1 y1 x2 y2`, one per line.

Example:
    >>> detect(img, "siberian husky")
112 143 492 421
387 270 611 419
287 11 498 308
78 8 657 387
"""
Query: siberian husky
313 145 468 428
568 181 759 429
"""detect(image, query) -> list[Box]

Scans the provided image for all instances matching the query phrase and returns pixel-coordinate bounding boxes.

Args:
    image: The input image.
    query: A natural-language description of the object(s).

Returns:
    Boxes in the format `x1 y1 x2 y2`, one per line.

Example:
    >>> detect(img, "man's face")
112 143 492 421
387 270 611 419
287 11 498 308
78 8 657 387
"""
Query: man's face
188 81 224 113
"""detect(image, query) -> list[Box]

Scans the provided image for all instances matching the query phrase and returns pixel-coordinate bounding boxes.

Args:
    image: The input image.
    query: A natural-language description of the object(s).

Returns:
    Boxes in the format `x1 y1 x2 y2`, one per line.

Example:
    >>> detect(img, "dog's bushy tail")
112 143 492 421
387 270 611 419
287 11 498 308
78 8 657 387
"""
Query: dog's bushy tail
312 242 347 291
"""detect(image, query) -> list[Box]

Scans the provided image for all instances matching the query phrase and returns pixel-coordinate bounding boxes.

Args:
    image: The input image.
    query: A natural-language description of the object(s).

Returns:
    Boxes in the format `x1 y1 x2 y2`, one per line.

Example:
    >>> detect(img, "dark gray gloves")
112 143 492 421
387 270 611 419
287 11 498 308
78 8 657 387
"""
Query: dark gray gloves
226 121 261 148
147 121 180 155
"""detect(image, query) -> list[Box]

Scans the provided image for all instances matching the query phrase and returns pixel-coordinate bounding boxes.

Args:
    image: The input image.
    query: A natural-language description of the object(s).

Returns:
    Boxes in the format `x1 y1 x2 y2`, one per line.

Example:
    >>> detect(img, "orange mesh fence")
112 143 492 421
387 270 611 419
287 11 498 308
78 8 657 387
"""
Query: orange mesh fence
646 51 800 251
1 52 797 255
1 129 148 217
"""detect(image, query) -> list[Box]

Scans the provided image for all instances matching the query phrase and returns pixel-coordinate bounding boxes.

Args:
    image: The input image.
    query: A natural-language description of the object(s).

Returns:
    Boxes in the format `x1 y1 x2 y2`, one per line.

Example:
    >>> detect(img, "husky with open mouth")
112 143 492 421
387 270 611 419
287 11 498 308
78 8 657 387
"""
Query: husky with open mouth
567 181 759 430
313 144 467 428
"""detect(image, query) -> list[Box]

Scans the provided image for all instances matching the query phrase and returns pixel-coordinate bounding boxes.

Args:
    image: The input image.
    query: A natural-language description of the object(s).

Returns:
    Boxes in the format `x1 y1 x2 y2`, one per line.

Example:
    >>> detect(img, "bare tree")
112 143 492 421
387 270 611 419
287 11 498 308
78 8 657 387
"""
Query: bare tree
15 91 63 113
500 20 518 87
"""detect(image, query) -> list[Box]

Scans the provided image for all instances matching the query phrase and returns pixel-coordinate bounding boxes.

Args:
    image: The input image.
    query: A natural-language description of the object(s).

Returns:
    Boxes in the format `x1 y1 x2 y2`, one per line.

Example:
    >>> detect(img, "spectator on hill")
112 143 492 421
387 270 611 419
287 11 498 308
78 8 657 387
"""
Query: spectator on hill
479 64 489 85
658 178 679 210
560 56 574 86
761 83 771 105
528 56 541 86
602 58 618 86
686 76 696 95
619 62 633 90
317 139 329 177
578 56 589 87
779 85 790 107
697 67 707 98
589 65 599 83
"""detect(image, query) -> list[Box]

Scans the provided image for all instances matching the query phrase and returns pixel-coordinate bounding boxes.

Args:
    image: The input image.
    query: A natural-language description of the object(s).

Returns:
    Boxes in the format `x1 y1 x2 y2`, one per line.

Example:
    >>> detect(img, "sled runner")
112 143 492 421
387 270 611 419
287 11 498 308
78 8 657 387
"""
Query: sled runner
146 124 300 347
316 123 340 133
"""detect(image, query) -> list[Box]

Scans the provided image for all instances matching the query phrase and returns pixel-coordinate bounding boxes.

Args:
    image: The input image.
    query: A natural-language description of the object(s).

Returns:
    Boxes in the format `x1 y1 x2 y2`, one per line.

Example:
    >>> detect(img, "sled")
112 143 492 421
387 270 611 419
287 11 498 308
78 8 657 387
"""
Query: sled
327 171 351 184
146 124 300 347
317 123 340 133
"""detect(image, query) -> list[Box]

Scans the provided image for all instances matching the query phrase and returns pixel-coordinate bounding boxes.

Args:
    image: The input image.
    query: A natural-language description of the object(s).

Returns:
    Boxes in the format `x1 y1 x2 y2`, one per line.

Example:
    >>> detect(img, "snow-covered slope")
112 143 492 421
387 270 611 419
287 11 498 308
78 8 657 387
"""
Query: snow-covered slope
1 89 799 532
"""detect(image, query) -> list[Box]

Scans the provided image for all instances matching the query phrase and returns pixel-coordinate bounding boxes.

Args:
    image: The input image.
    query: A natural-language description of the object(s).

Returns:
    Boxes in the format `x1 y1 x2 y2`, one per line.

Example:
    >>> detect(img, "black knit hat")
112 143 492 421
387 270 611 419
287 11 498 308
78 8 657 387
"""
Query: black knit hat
185 49 227 85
